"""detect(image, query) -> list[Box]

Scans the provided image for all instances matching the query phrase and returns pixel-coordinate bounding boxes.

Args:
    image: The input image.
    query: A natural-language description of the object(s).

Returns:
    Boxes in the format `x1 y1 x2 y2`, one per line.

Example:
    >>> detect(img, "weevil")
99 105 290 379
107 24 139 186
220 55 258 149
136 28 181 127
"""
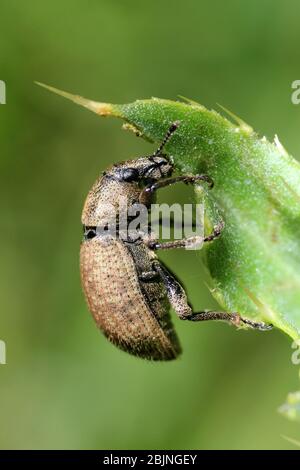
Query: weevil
80 122 272 360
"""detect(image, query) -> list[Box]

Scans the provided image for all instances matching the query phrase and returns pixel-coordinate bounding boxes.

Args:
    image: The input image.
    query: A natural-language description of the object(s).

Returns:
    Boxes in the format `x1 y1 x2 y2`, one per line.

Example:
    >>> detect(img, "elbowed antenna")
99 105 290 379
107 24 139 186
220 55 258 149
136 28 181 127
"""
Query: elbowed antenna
153 121 180 158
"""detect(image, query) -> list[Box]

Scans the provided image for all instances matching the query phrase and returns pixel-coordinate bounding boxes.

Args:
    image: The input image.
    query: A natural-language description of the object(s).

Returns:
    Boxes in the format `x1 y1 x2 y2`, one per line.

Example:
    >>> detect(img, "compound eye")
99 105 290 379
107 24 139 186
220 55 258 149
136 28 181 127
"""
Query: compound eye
119 167 140 182
84 227 97 240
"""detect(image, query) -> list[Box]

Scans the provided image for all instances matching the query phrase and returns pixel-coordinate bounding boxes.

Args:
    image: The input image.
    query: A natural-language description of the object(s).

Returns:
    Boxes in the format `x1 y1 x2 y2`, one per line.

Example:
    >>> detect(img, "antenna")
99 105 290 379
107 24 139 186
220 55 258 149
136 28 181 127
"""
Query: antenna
153 121 180 157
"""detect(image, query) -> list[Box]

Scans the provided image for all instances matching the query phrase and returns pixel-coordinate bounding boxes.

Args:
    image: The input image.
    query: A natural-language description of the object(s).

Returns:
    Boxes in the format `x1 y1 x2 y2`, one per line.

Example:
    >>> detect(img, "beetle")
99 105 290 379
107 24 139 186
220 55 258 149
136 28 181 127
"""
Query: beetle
80 122 272 360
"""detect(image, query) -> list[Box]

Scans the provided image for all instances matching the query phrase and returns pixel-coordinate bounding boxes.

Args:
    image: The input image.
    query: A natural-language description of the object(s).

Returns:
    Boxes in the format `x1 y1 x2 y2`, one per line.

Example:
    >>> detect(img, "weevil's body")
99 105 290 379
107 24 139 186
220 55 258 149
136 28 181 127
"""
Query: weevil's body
80 148 182 360
80 123 272 361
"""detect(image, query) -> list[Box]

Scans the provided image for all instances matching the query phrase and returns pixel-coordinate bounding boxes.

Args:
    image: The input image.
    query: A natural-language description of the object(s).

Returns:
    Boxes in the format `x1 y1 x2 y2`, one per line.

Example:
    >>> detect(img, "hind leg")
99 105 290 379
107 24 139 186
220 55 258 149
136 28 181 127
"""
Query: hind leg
153 261 272 331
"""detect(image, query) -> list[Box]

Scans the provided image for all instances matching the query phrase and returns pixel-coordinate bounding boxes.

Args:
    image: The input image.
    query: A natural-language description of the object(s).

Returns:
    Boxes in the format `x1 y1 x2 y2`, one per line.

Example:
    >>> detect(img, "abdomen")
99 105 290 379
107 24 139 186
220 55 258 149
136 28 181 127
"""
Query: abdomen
80 236 181 360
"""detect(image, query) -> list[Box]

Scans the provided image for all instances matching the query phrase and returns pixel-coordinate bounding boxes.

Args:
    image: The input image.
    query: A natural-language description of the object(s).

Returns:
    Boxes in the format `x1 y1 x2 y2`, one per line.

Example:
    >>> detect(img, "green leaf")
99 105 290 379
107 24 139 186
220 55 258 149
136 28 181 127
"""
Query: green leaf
36 83 300 340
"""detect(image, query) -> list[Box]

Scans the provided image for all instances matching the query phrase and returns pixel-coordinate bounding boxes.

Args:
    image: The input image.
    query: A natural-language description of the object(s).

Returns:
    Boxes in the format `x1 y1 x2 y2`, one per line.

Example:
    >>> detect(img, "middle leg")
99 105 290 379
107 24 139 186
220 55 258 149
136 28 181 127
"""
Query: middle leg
146 221 224 250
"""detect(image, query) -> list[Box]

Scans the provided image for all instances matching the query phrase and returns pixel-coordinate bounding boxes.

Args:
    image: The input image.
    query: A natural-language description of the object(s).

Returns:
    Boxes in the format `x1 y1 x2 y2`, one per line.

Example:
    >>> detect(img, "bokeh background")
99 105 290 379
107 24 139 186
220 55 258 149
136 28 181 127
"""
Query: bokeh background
1 0 300 450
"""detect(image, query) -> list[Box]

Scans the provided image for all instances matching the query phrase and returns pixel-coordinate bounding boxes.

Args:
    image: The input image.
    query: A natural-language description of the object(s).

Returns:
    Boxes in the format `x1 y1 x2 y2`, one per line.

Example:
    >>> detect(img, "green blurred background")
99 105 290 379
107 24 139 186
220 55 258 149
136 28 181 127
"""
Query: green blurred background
1 0 300 450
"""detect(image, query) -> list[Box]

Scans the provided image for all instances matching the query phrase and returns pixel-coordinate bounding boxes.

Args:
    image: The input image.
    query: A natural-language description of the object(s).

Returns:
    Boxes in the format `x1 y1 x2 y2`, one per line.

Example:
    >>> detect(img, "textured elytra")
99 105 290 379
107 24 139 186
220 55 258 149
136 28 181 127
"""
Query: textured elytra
80 236 181 360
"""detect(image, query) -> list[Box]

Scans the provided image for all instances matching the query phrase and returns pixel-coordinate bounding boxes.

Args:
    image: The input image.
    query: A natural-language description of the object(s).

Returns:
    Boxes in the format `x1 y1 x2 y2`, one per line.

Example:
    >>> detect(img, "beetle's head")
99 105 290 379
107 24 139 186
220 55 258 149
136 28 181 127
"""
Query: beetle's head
139 154 174 181
109 122 179 183
111 154 173 184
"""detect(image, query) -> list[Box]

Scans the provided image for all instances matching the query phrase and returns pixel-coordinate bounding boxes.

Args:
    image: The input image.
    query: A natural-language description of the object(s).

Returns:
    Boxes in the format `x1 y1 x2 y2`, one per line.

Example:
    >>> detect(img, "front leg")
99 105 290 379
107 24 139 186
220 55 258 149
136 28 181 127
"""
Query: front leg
139 174 214 204
153 260 272 331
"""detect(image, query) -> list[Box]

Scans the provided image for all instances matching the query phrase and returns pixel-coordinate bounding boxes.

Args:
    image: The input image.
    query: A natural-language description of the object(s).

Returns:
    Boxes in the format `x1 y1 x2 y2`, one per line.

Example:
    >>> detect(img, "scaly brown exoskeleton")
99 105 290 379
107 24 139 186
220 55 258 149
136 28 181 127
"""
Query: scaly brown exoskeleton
80 122 272 361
